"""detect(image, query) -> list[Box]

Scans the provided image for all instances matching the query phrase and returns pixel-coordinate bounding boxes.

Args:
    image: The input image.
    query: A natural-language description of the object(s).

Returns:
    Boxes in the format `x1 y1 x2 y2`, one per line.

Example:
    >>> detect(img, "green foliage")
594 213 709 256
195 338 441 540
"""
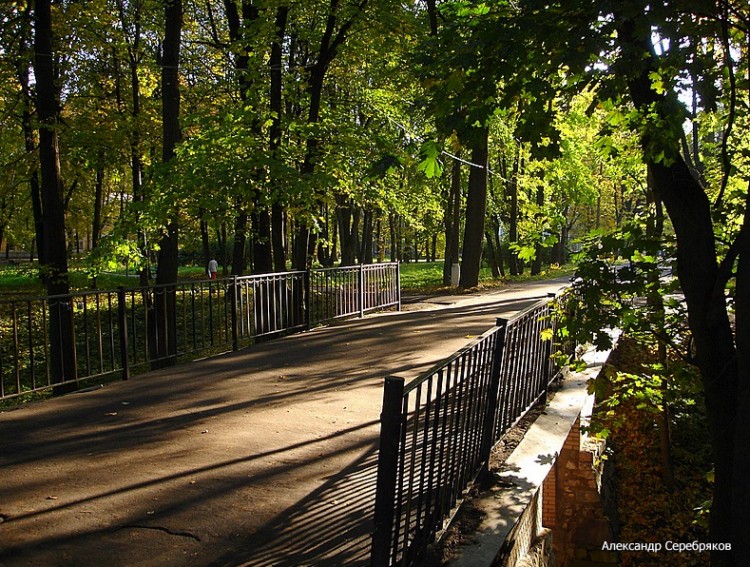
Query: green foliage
558 216 685 355
588 339 710 566
417 140 444 179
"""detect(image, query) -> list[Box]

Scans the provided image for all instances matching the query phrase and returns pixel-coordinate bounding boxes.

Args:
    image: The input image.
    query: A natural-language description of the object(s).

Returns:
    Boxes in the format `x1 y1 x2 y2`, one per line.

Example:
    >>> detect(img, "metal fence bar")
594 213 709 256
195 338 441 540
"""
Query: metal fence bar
372 376 406 567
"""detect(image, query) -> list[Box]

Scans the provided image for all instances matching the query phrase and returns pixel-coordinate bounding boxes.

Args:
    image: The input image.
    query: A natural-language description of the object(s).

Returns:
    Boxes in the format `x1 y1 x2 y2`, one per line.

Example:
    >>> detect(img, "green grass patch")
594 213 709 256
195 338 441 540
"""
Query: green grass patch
398 261 446 292
1 260 577 299
0 263 214 298
399 260 577 295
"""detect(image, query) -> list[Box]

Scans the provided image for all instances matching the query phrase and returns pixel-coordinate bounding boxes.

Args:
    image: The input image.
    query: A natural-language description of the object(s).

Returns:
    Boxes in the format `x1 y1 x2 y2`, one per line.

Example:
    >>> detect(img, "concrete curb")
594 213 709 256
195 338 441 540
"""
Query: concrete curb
446 341 616 567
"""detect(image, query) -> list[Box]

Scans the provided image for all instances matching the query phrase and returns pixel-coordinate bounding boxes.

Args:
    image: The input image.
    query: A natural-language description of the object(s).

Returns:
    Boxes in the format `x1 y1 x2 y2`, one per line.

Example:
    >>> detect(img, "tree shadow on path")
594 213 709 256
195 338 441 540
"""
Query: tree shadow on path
210 443 380 567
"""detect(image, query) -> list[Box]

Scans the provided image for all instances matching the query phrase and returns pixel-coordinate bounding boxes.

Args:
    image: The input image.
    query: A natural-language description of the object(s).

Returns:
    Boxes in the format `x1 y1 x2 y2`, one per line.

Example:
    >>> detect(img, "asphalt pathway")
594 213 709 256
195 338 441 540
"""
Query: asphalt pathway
0 277 569 567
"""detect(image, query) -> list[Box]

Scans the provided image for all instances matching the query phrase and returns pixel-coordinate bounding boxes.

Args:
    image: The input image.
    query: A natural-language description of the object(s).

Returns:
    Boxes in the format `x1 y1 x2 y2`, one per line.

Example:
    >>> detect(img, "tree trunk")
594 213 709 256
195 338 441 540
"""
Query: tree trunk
389 213 397 262
531 186 544 276
444 155 462 284
617 15 743 563
485 230 500 278
200 213 210 273
34 0 77 391
115 0 149 285
153 0 182 367
292 1 370 268
459 128 489 288
219 222 228 275
649 145 739 567
92 156 105 250
292 225 311 270
24 113 44 266
252 209 273 274
272 204 286 272
293 63 326 270
361 209 374 264
270 6 289 272
486 215 505 278
508 148 521 276
645 173 674 489
733 181 750 566
16 10 44 266
336 195 357 266
232 206 248 276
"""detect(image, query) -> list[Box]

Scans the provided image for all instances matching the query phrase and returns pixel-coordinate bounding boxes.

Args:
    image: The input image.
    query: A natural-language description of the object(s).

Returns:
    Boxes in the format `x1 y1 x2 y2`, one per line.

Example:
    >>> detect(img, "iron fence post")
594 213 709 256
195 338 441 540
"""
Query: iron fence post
542 293 557 404
304 270 312 329
231 276 239 351
396 262 401 311
479 318 508 478
359 264 365 318
117 287 130 381
371 375 405 567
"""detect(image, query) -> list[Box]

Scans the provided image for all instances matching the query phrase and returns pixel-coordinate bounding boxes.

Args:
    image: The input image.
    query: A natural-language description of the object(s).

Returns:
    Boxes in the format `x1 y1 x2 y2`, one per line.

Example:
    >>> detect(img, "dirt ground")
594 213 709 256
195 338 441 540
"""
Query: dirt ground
0 279 568 567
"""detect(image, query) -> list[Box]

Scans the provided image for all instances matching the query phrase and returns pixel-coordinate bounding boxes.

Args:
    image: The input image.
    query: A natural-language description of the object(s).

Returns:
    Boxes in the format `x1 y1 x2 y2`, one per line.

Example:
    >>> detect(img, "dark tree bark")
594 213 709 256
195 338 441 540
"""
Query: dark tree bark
485 216 505 278
15 6 44 266
425 0 438 36
270 5 289 272
33 0 77 389
292 0 370 269
155 0 182 280
231 204 248 276
219 222 228 275
224 0 270 273
459 128 489 287
252 209 273 274
336 195 360 266
115 0 150 285
616 15 745 564
733 180 750 566
292 60 326 269
153 0 183 366
443 155 462 284
485 229 500 278
486 164 505 277
200 212 210 273
92 153 105 250
531 186 544 276
361 208 374 264
389 212 397 262
507 147 521 276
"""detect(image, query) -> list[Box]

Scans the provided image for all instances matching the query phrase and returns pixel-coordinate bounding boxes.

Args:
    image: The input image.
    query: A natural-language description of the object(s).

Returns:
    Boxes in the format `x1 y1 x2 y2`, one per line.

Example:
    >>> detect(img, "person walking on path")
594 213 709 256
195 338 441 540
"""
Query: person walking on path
208 258 218 279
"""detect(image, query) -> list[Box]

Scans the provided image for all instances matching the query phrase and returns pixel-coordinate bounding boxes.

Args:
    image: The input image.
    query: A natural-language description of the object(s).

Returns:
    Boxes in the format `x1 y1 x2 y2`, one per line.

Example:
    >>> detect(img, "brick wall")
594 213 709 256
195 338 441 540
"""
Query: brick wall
540 416 617 567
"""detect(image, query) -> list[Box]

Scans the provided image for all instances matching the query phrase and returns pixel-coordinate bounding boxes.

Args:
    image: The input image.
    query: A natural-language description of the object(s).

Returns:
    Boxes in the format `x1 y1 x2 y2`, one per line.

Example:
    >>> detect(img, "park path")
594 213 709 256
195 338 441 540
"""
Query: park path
0 278 568 567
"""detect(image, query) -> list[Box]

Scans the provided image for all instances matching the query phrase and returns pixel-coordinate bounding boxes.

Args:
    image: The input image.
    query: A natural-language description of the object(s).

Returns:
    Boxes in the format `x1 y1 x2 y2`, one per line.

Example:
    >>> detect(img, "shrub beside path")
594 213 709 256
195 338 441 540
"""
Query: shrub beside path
0 278 568 567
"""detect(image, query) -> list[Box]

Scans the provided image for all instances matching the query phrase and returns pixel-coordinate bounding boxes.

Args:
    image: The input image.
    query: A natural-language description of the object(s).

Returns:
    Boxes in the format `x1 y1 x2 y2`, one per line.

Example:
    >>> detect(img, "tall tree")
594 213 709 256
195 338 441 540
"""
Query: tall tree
153 0 183 365
270 4 289 272
115 0 151 285
33 0 77 387
615 13 743 560
496 1 749 561
459 127 489 287
291 0 371 269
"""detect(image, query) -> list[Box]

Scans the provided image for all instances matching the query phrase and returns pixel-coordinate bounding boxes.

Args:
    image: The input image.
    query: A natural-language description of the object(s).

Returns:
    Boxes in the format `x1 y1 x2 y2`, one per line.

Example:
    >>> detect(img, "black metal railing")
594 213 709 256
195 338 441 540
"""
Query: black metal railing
0 263 400 401
309 263 401 322
371 293 564 567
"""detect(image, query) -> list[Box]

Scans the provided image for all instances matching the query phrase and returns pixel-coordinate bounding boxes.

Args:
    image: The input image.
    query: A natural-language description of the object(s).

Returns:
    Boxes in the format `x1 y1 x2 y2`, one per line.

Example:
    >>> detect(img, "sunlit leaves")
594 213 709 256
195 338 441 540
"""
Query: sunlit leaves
417 140 443 179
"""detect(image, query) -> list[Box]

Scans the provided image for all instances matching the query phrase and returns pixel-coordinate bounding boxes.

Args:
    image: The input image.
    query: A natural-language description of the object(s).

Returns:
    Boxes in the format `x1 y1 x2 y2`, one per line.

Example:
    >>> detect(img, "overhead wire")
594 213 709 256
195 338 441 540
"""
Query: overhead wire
379 112 508 181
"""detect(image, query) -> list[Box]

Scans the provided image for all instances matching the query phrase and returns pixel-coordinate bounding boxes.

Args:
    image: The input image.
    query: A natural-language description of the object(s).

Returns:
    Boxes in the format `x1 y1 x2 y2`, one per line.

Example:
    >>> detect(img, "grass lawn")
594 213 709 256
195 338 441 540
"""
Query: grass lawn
399 260 576 294
0 260 576 298
0 263 210 297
